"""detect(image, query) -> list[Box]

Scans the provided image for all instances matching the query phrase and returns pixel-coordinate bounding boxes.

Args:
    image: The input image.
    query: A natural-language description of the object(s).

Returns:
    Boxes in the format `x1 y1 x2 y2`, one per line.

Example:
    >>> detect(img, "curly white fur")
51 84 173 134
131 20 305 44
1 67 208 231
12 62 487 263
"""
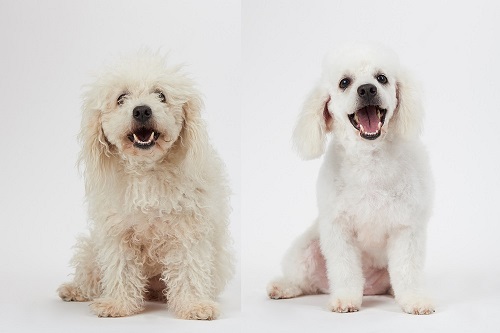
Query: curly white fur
268 43 434 315
58 50 233 320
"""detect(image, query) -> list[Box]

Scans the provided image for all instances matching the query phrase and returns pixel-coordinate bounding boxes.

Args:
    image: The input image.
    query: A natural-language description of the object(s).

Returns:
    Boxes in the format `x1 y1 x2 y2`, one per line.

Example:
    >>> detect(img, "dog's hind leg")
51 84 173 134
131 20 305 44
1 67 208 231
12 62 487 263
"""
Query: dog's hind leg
267 221 328 299
58 235 101 302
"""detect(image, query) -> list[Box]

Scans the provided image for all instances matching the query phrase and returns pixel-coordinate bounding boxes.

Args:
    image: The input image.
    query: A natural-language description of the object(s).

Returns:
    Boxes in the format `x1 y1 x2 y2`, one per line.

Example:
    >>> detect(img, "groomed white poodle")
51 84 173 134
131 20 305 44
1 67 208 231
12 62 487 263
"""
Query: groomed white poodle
58 50 233 319
267 43 435 315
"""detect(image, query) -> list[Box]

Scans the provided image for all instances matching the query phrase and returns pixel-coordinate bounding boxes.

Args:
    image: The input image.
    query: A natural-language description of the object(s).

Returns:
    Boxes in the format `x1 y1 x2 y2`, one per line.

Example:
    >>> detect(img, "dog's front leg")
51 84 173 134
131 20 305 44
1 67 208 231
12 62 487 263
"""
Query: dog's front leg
387 227 434 315
90 229 147 317
162 237 219 320
320 219 364 313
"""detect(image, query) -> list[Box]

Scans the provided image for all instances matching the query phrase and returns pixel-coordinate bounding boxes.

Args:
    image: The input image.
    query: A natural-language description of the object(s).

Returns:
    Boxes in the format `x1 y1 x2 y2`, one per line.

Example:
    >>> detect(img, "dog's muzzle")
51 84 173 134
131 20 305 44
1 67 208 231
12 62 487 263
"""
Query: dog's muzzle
348 84 387 140
127 105 161 149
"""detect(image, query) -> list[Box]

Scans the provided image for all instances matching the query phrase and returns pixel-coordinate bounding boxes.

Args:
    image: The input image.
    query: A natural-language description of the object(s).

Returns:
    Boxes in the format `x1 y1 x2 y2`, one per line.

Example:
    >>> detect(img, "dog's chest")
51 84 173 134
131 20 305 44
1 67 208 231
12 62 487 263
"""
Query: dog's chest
333 151 415 223
124 223 178 276
119 168 202 217
335 161 401 250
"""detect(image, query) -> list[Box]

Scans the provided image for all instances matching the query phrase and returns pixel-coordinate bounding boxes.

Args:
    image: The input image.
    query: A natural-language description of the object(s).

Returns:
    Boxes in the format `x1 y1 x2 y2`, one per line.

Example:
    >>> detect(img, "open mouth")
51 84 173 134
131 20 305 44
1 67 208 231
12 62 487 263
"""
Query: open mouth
127 127 160 149
348 106 387 140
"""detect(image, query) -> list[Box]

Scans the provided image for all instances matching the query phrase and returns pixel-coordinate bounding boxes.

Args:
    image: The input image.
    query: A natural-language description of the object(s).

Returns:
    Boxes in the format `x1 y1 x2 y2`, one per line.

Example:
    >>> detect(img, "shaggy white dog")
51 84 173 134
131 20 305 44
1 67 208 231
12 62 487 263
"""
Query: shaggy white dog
267 43 434 315
58 51 233 319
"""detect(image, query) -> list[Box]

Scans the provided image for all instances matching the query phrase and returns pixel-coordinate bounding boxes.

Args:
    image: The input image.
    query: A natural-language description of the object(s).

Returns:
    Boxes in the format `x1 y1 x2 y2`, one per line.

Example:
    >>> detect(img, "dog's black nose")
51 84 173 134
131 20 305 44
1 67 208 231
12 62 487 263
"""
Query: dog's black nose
357 84 377 100
132 105 152 123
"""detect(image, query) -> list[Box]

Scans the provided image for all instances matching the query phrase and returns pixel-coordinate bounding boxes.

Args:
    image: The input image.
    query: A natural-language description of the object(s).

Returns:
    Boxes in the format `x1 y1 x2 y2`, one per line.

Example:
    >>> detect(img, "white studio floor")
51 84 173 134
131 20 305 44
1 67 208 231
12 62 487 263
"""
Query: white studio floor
241 265 500 333
0 269 241 333
2 261 499 332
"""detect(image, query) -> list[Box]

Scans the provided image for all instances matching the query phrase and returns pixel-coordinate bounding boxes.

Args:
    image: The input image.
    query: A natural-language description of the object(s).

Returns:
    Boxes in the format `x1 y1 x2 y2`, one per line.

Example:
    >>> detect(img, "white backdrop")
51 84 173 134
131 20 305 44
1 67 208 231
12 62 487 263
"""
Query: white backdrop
242 0 500 332
1 0 500 332
0 0 240 332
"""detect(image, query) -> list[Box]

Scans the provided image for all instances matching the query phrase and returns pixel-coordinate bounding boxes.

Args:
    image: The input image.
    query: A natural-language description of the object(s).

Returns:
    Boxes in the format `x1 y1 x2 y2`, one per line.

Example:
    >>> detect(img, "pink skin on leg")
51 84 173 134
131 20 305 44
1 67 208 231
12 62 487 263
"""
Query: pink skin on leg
306 239 391 296
304 239 329 292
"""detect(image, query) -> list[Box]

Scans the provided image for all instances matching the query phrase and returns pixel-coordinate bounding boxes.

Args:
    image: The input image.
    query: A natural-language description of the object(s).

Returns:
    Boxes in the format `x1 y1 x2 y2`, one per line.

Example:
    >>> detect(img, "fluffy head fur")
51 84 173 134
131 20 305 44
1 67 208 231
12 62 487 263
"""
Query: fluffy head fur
59 51 233 319
270 43 434 315
80 50 208 183
293 42 423 160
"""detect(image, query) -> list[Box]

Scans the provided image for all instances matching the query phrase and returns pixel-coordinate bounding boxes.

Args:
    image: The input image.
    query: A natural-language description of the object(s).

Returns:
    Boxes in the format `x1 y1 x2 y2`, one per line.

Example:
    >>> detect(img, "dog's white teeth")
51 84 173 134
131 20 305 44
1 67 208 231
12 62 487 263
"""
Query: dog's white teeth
133 132 155 145
359 124 380 136
377 109 381 119
354 113 360 123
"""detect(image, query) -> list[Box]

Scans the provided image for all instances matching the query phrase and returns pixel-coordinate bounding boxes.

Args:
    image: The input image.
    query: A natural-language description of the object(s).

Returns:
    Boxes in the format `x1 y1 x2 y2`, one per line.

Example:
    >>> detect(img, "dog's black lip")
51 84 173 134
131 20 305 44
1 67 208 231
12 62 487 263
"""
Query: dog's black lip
348 106 387 140
348 113 360 130
133 142 155 149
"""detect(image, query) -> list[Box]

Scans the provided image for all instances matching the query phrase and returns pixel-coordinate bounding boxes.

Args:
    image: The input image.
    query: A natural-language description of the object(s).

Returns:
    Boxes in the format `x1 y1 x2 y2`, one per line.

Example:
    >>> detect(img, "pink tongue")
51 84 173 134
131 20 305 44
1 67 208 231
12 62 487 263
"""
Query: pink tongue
356 106 379 132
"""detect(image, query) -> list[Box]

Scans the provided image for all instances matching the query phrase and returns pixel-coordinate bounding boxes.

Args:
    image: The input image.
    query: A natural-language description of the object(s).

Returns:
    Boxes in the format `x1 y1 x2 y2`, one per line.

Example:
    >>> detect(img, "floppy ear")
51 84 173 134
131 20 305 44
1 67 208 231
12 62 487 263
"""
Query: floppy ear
391 68 424 139
179 87 210 177
292 84 333 160
78 89 114 194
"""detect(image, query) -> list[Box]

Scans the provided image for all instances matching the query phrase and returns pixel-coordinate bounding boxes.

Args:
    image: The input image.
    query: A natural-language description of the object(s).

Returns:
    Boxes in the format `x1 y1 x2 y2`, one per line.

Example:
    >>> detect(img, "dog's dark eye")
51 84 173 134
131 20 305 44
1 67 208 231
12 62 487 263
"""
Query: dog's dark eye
339 78 351 89
117 93 128 106
376 74 388 84
156 91 166 103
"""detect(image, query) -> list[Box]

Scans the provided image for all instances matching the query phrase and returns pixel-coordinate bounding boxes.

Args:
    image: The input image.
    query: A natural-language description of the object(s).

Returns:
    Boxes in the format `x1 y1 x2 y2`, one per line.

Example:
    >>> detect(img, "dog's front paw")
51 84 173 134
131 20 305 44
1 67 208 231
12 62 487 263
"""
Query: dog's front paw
176 300 220 320
90 298 143 317
398 295 435 315
328 295 362 313
58 282 90 302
